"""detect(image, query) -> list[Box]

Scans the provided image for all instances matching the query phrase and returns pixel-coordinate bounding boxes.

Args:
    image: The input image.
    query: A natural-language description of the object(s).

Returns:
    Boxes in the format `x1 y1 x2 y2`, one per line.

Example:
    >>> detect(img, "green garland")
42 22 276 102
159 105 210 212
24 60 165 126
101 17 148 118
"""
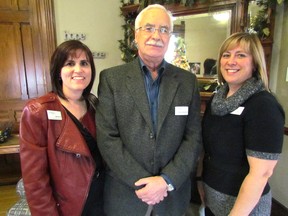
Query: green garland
249 0 287 39
256 0 288 7
118 6 138 62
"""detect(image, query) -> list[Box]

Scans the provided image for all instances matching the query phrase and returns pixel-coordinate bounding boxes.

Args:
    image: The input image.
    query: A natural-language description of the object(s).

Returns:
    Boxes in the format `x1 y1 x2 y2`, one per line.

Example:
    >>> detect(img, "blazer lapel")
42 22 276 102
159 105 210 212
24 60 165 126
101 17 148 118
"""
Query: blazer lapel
125 60 154 132
157 67 179 135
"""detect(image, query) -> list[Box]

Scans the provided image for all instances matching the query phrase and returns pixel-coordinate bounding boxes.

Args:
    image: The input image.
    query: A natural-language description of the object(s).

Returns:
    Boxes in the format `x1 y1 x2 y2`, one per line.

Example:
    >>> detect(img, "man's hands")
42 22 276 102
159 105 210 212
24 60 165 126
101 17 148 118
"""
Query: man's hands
135 176 168 205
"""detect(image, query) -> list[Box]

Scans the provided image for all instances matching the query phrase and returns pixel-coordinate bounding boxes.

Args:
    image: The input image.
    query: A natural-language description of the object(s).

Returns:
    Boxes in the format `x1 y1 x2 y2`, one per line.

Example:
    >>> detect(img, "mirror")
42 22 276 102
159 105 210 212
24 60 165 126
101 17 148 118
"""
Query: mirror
165 10 231 78
163 1 245 95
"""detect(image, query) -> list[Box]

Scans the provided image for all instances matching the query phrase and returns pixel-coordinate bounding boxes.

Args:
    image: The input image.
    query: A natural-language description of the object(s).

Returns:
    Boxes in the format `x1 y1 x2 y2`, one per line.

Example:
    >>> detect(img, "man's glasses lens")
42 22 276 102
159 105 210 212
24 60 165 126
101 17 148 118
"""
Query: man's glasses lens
140 26 170 35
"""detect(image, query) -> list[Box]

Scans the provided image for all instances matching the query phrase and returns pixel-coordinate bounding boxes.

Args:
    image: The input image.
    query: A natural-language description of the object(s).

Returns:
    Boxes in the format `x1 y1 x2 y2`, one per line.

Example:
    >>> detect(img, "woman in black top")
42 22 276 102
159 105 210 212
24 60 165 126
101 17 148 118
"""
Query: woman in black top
197 32 285 216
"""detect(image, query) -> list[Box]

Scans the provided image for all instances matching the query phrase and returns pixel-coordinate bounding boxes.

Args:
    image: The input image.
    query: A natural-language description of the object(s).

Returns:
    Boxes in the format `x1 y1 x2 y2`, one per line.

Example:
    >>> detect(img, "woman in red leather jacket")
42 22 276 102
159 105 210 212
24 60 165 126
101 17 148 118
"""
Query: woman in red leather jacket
20 40 105 216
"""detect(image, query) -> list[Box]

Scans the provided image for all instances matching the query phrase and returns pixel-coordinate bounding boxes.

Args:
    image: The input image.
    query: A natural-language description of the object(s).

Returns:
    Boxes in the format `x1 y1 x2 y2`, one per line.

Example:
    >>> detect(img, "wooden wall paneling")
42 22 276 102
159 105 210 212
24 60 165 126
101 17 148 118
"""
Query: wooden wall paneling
0 110 11 123
262 40 273 79
18 0 29 10
0 0 56 128
0 0 56 184
21 23 38 98
14 23 29 100
0 0 56 100
30 0 56 94
10 0 18 10
29 2 46 96
0 100 26 133
0 0 13 9
0 109 15 132
0 23 27 100
0 11 29 22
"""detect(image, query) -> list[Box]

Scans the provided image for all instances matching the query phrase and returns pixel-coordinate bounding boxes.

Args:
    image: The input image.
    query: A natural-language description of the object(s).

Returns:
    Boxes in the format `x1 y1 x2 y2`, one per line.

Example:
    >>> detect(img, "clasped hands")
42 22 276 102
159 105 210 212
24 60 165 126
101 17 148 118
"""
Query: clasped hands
135 176 168 205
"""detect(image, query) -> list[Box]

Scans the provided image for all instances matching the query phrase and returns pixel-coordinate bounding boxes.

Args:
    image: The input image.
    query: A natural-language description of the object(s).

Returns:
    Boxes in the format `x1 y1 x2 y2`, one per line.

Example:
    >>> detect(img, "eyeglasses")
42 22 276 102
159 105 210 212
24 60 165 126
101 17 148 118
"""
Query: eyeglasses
136 25 171 36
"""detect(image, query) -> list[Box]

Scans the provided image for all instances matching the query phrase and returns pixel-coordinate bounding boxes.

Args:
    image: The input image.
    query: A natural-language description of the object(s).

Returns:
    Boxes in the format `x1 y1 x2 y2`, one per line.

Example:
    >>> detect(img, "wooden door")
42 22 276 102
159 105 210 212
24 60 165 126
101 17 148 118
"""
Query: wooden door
0 0 56 133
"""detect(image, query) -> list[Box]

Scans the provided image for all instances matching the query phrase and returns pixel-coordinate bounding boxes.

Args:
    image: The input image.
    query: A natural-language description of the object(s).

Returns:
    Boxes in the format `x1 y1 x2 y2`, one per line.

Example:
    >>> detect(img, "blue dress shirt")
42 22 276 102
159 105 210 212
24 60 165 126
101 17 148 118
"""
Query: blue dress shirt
139 58 165 135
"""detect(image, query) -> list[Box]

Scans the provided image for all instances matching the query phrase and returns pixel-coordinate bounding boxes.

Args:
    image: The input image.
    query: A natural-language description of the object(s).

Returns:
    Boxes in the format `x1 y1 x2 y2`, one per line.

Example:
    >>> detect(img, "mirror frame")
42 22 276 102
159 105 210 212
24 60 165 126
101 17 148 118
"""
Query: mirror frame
166 0 247 33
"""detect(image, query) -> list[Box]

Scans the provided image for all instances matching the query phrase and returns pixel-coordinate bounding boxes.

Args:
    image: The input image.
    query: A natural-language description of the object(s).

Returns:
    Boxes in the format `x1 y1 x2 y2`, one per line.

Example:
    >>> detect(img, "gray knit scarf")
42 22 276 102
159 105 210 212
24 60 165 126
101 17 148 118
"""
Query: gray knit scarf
211 77 266 116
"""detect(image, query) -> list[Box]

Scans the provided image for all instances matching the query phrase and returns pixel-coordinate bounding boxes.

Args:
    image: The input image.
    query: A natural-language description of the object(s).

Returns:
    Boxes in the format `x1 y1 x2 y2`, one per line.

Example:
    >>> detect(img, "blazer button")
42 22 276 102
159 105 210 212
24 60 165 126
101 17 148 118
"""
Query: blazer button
149 133 154 139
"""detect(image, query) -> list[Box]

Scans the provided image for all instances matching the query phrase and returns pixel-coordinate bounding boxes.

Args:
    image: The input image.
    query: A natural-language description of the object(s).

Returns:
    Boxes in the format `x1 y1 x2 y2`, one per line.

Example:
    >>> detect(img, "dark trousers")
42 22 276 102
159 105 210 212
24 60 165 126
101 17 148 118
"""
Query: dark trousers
82 171 105 216
205 207 215 216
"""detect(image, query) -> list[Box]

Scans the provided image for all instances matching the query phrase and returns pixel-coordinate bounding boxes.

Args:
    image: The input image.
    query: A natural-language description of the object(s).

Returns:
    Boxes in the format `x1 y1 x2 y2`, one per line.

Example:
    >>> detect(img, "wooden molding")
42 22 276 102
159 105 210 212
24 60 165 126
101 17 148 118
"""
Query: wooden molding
30 0 56 94
121 4 140 16
272 198 288 216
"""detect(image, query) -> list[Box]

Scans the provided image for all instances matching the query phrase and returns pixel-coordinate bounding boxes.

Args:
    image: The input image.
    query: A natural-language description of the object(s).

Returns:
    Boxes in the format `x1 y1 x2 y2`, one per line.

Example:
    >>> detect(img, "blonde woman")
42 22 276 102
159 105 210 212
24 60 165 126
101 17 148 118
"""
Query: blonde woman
198 32 285 216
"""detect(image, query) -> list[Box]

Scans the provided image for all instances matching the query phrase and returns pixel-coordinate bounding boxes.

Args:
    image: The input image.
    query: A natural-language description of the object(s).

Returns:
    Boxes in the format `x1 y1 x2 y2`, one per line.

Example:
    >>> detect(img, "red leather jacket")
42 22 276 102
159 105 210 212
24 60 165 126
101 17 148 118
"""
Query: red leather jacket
20 92 96 216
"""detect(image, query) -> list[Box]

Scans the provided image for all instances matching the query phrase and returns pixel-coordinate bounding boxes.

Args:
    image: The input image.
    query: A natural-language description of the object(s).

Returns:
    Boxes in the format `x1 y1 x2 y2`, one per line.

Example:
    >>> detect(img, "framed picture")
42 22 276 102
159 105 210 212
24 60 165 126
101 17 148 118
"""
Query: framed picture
189 62 201 75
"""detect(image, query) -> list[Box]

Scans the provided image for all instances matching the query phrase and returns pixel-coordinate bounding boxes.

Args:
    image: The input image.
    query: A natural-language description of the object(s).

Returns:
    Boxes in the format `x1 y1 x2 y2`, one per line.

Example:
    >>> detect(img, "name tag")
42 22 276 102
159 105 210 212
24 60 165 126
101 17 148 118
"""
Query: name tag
230 106 245 115
175 106 188 116
47 110 62 120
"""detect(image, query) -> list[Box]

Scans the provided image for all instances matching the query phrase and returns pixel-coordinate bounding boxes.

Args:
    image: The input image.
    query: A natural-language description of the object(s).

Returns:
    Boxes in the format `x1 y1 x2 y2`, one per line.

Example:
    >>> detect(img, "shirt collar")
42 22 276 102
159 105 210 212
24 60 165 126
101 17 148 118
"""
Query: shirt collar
138 57 166 77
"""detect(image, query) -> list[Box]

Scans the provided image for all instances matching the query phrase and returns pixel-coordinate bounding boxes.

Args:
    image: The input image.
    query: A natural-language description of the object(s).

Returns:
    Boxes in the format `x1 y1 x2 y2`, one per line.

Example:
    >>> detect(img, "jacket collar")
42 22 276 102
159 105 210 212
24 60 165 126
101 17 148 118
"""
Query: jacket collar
46 94 92 157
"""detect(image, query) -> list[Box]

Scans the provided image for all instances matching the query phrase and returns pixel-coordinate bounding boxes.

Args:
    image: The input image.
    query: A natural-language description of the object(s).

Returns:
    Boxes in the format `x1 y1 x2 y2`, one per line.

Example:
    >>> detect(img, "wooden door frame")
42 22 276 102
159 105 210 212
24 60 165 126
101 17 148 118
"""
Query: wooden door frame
30 0 56 94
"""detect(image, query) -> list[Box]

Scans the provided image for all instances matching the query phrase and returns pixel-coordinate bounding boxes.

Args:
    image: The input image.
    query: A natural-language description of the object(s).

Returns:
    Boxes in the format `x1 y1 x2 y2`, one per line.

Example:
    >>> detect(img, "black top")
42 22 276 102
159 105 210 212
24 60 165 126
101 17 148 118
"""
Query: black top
202 91 285 196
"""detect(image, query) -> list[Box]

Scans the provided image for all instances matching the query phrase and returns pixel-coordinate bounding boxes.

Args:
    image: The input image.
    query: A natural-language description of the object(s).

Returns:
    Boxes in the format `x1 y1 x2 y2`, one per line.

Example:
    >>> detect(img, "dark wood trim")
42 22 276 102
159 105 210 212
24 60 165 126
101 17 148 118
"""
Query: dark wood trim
121 1 246 34
121 4 140 16
284 127 288 136
0 135 20 155
30 0 56 94
272 198 288 216
165 0 244 33
0 11 30 22
0 100 27 134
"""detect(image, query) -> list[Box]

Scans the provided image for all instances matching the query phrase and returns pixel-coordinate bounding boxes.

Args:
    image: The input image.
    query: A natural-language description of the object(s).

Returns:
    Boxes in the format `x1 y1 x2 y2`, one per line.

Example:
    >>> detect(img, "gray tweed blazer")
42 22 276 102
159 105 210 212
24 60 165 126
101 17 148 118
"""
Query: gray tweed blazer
96 58 202 216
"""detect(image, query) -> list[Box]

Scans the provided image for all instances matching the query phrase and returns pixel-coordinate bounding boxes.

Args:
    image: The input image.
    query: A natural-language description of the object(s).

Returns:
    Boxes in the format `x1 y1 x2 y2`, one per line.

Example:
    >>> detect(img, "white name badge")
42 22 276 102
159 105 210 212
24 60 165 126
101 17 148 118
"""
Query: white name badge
175 106 189 116
230 106 245 115
47 110 62 120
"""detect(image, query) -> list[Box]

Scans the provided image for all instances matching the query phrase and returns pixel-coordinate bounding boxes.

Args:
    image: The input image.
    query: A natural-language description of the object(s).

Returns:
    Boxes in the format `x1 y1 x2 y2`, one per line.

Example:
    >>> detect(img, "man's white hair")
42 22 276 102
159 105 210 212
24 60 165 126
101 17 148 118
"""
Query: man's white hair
135 4 174 32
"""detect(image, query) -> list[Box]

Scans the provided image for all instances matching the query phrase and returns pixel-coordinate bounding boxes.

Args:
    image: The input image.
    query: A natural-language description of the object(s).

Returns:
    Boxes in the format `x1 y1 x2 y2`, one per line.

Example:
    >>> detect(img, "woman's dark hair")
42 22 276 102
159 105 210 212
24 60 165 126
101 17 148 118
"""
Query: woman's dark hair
50 40 96 101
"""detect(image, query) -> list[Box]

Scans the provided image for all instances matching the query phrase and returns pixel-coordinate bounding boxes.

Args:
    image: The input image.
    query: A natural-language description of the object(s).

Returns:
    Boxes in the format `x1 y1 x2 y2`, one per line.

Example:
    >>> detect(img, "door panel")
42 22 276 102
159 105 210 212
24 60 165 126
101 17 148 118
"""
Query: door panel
21 24 38 98
0 23 25 100
0 0 56 131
